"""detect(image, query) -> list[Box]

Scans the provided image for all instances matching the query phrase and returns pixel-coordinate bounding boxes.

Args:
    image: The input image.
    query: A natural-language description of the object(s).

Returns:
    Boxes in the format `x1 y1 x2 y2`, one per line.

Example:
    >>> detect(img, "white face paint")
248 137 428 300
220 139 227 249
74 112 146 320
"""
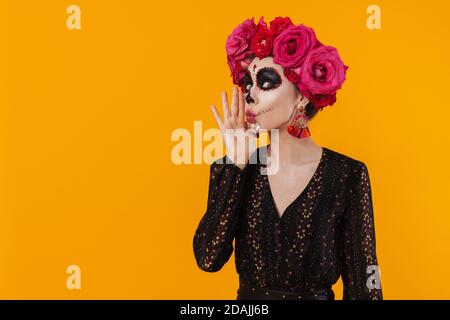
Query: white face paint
244 56 307 134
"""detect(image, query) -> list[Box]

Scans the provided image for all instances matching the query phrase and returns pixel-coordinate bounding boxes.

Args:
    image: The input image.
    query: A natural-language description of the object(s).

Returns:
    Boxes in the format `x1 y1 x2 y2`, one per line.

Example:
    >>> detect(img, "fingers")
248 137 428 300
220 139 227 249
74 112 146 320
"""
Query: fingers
238 87 245 126
210 104 225 132
221 91 230 120
230 86 238 118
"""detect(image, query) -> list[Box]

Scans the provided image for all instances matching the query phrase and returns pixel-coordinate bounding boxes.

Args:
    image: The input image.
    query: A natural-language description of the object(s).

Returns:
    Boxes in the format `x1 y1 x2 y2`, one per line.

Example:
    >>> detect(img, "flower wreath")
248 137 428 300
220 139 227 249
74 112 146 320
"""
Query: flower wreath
226 16 349 110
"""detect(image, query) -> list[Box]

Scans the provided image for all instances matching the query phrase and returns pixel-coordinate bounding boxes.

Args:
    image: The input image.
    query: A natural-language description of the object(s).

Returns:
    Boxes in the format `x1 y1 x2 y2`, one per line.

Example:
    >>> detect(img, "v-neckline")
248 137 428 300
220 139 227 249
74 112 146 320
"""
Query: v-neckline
264 146 326 220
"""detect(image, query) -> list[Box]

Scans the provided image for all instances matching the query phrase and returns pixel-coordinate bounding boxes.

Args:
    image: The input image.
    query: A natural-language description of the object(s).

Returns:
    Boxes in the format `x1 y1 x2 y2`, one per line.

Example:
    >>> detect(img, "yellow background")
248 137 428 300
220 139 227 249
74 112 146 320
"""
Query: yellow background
0 0 449 299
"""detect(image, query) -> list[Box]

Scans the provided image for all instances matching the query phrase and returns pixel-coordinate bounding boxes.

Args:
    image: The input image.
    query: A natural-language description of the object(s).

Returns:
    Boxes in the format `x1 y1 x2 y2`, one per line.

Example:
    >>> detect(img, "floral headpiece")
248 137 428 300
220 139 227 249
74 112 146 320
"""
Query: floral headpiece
226 16 349 109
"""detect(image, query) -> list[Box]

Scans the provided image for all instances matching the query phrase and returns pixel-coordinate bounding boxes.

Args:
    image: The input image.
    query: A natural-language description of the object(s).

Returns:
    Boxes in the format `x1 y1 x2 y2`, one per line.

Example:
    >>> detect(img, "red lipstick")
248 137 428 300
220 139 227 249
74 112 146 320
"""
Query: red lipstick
245 110 257 123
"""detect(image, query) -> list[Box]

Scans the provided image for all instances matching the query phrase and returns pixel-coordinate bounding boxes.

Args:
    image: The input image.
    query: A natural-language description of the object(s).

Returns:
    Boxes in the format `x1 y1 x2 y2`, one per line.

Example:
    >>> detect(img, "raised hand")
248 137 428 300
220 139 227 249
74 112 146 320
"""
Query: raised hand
210 86 256 170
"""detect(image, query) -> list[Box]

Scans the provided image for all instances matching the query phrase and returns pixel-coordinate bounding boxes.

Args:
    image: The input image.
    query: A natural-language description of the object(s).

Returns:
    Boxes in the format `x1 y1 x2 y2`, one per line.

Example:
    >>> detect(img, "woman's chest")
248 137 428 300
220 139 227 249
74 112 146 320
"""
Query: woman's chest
238 166 349 246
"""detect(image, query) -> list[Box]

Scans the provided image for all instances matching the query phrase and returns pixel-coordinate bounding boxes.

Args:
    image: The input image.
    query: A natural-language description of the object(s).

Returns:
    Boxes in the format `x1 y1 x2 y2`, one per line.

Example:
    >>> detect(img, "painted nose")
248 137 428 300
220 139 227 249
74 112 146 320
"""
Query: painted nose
245 91 255 104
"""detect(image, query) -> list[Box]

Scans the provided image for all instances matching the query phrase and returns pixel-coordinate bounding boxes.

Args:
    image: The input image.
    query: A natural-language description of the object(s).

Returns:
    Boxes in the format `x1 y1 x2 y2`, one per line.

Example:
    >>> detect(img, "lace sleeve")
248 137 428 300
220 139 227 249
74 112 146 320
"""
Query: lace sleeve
193 155 247 272
342 161 383 300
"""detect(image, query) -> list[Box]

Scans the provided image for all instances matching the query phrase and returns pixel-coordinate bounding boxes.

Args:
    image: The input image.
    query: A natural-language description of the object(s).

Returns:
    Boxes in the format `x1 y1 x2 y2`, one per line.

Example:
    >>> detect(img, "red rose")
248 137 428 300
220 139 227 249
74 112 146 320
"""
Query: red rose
310 92 337 108
269 17 293 37
251 17 273 59
283 68 300 83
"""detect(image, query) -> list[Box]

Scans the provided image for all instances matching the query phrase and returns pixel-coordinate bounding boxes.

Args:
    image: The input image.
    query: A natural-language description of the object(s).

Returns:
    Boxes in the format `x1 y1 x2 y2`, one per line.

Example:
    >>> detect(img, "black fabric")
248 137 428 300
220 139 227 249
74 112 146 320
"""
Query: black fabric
193 145 383 300
237 277 334 300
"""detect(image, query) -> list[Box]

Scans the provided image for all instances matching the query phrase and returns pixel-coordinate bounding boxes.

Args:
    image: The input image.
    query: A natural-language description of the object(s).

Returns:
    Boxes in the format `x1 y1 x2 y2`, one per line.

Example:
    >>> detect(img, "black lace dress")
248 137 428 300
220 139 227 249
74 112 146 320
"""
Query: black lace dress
193 145 383 300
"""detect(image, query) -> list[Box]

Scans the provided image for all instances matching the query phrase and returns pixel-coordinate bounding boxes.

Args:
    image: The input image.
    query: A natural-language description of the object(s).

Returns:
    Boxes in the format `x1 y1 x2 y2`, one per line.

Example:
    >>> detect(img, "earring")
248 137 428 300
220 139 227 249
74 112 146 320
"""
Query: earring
287 103 311 139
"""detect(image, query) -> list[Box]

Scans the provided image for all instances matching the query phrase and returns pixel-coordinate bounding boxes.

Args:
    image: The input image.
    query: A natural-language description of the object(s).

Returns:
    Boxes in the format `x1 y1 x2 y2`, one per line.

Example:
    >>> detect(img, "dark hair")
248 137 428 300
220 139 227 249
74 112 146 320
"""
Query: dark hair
305 101 320 120
294 85 321 120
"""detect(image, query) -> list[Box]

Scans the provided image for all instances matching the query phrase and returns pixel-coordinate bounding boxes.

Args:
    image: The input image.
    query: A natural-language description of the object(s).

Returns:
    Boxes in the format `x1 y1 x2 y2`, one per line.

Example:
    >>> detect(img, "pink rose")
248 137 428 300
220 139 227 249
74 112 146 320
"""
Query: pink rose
298 45 348 97
251 17 273 59
227 57 242 86
226 18 256 60
272 24 318 69
226 18 257 85
269 17 293 37
227 56 254 86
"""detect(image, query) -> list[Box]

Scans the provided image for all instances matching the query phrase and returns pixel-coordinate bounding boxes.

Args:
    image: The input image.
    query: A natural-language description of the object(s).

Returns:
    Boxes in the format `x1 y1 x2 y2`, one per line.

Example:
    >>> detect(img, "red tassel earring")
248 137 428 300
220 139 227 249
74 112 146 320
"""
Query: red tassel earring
287 103 311 139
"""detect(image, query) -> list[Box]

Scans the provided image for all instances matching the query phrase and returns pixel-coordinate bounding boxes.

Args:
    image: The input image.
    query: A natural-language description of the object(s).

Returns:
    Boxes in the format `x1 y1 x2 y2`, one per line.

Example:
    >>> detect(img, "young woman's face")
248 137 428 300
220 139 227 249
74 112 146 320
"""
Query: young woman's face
244 56 304 132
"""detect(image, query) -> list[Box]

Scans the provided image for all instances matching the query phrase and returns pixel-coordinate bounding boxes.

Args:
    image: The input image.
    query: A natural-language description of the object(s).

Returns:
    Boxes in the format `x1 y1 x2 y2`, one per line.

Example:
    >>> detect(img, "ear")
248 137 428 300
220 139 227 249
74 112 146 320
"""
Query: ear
294 90 310 108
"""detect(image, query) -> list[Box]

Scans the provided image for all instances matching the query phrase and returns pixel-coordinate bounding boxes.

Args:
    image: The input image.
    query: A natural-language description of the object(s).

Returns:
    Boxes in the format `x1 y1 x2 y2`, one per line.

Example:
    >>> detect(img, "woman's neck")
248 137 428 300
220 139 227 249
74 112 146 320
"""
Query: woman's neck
268 129 322 167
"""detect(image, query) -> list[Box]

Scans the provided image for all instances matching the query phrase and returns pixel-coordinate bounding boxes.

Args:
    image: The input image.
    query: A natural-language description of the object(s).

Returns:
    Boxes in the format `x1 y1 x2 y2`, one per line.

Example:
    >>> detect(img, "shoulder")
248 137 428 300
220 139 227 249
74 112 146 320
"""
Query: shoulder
323 146 369 178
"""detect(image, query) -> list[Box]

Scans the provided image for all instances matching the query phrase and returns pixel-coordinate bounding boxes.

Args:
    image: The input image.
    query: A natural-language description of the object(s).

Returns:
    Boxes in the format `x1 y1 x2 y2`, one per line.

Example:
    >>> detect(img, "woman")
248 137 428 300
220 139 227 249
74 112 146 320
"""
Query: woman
193 16 382 300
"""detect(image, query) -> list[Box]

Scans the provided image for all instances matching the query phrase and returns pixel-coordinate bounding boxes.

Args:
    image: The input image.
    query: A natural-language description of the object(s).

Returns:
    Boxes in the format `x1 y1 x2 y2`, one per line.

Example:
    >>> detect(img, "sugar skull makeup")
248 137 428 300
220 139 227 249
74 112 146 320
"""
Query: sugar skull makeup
244 56 303 134
226 16 349 137
244 67 282 96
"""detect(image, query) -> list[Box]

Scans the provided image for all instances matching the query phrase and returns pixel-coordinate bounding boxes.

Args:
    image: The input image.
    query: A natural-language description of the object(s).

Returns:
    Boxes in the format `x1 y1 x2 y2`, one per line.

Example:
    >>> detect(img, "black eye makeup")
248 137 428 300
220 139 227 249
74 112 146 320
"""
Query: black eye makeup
243 72 253 93
256 67 282 91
